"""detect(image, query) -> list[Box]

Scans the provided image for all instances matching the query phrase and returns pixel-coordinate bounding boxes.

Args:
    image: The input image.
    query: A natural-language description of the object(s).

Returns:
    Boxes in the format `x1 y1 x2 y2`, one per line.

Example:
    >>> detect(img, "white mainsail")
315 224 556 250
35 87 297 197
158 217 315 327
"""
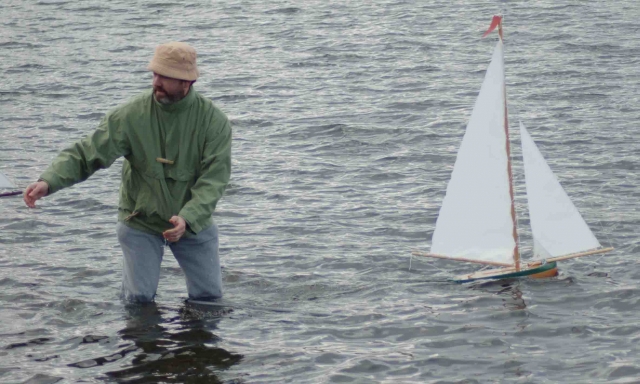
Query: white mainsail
520 122 601 259
0 172 15 189
430 40 515 265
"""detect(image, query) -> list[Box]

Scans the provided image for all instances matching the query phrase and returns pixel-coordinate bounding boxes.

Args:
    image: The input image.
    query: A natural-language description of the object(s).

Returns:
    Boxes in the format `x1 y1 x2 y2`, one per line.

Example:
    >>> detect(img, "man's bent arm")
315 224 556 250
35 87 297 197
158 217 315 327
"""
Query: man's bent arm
179 119 232 234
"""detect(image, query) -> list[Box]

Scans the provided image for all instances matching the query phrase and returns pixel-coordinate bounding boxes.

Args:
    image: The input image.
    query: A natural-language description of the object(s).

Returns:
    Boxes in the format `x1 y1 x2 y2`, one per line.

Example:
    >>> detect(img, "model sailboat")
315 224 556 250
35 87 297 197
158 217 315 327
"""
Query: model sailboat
0 172 21 197
413 16 613 283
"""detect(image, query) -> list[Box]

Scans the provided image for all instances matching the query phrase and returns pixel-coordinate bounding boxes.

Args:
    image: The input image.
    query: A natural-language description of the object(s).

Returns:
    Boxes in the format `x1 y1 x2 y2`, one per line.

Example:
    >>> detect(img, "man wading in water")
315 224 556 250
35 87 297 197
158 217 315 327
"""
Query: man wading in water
23 42 232 303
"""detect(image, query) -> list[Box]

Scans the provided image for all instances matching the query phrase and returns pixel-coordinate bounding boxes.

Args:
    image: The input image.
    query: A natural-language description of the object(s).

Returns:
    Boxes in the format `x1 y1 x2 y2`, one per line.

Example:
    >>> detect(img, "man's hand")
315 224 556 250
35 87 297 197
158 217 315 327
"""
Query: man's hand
23 181 49 208
163 216 186 242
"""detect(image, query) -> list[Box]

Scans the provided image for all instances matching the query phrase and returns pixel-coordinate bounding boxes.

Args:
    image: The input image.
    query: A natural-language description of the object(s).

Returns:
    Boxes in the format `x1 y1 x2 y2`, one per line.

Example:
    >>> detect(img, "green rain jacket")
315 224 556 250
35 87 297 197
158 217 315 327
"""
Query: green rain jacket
39 87 231 236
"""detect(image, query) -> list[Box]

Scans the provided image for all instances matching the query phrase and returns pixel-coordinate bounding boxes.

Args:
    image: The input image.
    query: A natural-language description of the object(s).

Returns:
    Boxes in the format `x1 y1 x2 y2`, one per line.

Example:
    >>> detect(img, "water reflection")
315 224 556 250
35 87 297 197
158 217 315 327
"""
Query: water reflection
471 279 527 311
104 303 242 383
497 283 527 311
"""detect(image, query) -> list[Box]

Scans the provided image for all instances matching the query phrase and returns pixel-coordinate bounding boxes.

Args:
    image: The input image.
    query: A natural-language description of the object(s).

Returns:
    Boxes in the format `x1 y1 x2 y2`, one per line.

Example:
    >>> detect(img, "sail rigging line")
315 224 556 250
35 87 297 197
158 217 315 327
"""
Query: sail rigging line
418 259 451 275
579 252 606 269
596 218 615 251
408 253 452 273
590 252 610 267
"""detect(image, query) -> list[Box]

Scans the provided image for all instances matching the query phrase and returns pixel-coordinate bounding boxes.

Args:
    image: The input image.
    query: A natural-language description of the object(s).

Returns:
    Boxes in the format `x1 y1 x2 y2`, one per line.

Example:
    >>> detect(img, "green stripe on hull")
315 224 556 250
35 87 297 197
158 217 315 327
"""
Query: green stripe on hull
452 261 558 283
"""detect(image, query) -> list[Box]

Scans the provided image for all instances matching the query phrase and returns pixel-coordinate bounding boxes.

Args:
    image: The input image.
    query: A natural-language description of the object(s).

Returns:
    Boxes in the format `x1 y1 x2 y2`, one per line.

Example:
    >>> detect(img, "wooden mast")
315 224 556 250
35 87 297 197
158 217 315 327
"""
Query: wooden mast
497 18 521 271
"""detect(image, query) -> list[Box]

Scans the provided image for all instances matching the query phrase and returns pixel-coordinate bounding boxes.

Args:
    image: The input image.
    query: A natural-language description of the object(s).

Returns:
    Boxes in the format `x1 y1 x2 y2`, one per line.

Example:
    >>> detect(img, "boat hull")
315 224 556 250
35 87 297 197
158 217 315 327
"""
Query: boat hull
528 265 558 279
452 261 558 283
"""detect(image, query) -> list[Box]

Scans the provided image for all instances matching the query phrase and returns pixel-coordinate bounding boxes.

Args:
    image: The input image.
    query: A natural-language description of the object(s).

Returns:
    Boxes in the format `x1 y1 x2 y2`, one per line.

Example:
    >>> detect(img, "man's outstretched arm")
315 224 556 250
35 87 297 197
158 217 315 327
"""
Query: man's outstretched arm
24 113 129 207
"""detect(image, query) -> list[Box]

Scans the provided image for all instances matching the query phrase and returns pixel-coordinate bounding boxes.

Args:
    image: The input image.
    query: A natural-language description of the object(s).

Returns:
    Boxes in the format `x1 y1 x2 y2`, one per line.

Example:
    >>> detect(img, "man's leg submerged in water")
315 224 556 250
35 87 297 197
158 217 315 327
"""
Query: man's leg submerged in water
170 223 223 300
117 222 165 302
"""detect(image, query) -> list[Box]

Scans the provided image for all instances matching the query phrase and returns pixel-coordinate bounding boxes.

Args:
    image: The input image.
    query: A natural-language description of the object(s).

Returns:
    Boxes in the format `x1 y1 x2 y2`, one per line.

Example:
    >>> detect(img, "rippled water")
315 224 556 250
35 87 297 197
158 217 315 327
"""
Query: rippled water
2 1 640 383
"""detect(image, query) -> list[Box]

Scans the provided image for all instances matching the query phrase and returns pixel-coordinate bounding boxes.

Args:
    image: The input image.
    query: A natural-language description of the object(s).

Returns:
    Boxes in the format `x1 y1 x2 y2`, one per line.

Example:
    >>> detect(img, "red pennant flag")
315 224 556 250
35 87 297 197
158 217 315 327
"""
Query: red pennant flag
482 15 502 38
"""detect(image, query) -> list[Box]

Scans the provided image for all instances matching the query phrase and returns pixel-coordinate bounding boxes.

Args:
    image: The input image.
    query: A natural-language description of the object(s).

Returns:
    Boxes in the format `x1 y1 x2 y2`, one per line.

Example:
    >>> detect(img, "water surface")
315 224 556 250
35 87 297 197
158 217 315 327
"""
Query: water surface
1 1 639 382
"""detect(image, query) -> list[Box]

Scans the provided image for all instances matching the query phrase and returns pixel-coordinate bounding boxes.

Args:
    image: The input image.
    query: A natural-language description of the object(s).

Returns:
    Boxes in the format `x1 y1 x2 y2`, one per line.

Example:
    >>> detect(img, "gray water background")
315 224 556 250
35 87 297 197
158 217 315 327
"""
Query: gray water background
1 0 639 383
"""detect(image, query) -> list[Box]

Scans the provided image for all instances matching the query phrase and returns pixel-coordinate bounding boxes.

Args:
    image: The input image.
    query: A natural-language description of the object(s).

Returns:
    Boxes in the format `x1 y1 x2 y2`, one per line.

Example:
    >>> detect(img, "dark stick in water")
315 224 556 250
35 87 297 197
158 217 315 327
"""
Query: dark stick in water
0 191 22 197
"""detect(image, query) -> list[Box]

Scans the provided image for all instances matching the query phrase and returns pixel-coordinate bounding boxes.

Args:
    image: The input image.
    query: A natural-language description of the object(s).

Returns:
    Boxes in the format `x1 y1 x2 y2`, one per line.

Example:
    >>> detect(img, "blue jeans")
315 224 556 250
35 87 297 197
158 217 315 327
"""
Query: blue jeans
116 222 222 302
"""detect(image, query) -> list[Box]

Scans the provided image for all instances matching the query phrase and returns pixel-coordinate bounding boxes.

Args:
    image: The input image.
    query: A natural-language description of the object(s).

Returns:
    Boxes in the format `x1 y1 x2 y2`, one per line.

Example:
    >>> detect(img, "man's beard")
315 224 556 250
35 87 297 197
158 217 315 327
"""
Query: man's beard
154 87 185 105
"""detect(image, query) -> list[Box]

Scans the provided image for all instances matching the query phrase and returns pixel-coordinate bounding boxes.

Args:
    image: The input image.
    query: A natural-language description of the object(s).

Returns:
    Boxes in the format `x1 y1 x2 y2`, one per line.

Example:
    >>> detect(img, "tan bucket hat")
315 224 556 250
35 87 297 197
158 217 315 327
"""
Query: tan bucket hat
147 42 200 81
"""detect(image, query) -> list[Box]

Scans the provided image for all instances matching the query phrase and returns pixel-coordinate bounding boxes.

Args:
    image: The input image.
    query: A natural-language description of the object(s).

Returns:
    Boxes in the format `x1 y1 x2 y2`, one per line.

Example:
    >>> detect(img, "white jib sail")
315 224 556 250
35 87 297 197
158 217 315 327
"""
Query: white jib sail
0 172 15 189
430 40 516 265
520 121 601 259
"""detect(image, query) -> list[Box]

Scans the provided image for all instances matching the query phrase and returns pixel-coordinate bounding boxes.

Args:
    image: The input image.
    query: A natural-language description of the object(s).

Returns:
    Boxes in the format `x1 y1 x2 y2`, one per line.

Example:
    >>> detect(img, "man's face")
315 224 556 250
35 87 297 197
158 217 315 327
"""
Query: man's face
152 73 190 104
